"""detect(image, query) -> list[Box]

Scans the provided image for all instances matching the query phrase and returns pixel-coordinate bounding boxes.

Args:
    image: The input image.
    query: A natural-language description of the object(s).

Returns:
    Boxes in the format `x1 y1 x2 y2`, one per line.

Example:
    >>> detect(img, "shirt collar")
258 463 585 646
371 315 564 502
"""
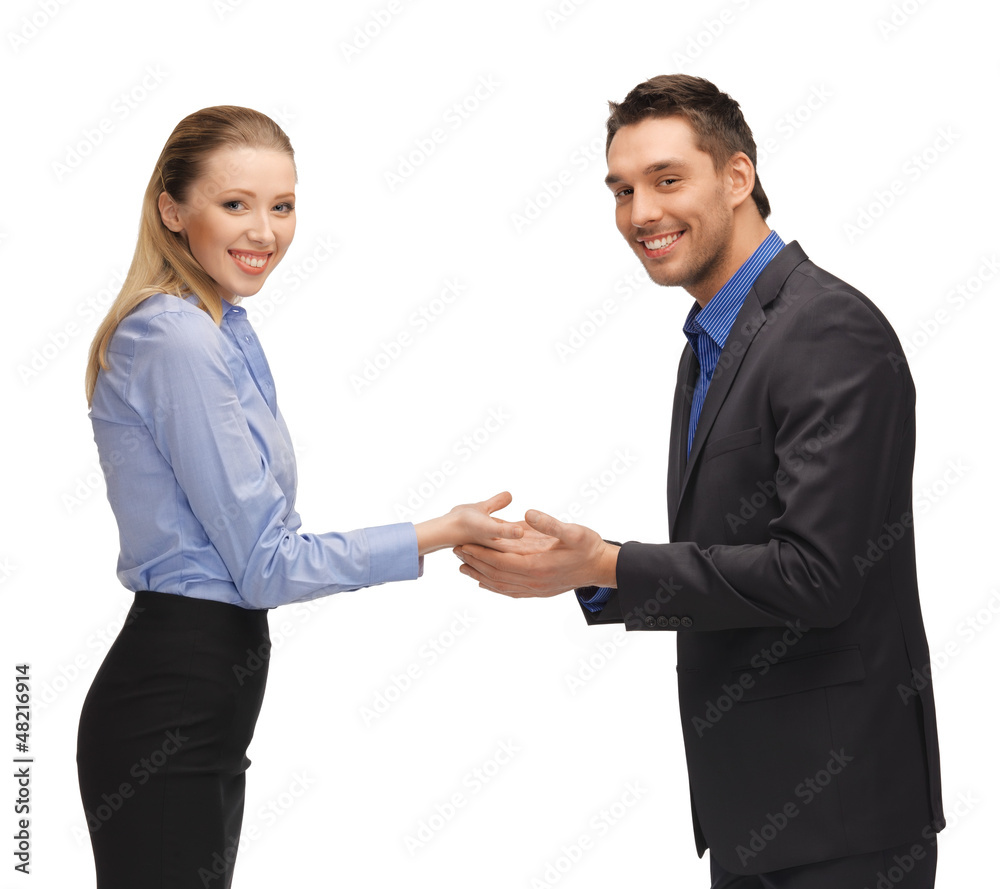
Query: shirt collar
182 291 240 318
683 230 785 352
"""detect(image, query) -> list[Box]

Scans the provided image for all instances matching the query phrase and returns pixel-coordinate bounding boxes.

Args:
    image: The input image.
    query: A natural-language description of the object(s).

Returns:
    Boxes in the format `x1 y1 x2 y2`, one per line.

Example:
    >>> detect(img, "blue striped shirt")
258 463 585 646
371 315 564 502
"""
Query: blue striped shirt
578 231 785 613
685 230 785 456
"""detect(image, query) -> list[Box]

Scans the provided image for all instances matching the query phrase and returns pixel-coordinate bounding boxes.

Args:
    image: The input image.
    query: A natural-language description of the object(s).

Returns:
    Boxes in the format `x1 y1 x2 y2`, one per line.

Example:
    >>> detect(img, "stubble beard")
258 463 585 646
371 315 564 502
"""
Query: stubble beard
640 193 734 297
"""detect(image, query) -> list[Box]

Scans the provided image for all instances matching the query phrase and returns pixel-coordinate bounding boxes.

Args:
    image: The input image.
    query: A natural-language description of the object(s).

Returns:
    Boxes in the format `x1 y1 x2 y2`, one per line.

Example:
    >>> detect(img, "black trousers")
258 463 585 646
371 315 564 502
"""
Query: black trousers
710 836 938 888
77 591 270 889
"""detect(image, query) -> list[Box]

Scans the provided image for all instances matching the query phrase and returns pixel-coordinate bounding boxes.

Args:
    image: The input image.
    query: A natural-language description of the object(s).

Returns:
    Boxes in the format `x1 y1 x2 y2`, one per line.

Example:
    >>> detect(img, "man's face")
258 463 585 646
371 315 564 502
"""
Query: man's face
606 115 736 302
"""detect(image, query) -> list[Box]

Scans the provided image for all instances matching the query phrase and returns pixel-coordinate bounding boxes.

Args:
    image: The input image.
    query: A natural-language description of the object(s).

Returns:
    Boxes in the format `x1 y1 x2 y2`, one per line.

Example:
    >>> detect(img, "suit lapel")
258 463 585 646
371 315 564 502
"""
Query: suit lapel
668 241 808 539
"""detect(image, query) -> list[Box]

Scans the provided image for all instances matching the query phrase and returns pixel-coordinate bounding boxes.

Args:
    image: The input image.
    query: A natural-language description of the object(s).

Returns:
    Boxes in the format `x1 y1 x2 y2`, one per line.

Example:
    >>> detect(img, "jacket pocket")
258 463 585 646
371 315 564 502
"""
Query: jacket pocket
703 425 761 461
733 646 865 703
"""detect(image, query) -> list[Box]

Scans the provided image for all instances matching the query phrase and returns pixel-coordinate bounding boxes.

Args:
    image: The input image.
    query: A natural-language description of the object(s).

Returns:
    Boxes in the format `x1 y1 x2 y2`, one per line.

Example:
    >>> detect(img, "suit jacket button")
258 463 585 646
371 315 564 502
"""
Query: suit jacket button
644 616 657 628
668 616 681 628
680 616 693 628
656 616 669 628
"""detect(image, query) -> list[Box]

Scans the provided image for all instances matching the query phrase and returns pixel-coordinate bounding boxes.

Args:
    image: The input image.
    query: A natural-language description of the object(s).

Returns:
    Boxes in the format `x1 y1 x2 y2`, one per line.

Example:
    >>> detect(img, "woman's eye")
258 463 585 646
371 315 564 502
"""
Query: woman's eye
274 202 294 213
223 200 243 210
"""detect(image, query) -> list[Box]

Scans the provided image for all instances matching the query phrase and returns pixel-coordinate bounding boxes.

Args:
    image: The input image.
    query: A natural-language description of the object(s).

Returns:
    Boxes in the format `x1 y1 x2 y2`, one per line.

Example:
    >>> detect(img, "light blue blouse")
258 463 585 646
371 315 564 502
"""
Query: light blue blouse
90 293 420 609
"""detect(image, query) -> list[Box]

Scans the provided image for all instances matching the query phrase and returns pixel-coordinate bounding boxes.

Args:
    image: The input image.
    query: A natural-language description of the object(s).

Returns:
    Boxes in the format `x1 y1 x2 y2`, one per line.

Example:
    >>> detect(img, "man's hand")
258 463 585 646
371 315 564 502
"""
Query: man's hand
454 510 619 597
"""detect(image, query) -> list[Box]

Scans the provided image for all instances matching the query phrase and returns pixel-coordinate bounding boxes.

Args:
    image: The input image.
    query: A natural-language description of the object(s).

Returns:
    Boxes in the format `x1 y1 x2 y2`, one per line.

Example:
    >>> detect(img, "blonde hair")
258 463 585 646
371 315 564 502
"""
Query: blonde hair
85 105 295 404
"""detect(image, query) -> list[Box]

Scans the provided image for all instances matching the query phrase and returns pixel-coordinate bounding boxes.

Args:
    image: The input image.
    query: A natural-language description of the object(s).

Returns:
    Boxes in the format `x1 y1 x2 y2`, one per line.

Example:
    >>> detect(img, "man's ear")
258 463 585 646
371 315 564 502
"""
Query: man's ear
158 190 185 233
727 152 756 210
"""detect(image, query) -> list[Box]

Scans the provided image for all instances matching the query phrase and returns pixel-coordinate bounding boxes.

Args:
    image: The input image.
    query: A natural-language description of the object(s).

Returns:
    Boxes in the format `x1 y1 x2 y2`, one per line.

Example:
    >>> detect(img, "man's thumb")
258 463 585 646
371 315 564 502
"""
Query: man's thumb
524 509 563 538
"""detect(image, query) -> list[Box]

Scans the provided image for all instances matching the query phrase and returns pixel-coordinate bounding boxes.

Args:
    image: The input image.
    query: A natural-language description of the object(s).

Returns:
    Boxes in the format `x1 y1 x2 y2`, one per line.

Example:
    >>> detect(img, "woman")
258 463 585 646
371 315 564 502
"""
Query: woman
78 105 521 889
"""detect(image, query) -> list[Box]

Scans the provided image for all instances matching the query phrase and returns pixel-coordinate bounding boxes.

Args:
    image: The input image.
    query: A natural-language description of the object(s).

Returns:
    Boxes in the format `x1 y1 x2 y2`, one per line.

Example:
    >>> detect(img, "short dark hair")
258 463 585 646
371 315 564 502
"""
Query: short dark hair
606 74 770 219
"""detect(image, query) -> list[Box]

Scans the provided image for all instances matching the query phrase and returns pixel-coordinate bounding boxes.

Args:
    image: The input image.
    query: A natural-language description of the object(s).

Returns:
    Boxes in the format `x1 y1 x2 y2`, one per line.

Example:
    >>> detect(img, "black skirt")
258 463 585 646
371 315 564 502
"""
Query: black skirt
77 591 270 889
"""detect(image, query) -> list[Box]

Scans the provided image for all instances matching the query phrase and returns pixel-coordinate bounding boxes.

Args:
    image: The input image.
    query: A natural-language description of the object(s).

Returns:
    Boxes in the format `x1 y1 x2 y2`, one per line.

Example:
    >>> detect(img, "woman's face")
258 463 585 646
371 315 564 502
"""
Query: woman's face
159 146 296 301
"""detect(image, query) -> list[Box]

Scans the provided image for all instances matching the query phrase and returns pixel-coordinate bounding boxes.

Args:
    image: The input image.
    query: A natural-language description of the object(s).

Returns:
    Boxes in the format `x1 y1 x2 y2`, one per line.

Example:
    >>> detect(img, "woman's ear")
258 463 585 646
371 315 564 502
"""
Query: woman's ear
158 191 185 233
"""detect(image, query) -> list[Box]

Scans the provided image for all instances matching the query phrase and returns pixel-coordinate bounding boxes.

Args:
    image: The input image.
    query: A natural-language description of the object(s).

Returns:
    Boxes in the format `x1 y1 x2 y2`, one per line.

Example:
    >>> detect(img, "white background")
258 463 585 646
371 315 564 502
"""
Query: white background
2 0 996 885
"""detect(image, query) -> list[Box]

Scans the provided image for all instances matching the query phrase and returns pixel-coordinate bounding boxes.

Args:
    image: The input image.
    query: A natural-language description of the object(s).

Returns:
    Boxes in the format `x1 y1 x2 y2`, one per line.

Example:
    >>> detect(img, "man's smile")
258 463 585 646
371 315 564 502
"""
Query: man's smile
638 230 684 258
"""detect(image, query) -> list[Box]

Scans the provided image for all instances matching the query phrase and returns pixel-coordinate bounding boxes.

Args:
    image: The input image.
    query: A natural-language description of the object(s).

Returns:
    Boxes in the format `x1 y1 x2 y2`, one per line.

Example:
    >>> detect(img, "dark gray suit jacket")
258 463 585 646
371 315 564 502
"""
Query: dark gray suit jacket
579 242 944 874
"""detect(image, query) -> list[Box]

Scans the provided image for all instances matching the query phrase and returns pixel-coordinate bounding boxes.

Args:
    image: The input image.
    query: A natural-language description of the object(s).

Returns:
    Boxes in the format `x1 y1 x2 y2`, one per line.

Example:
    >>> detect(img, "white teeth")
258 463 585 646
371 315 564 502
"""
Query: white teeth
645 232 681 250
233 252 267 268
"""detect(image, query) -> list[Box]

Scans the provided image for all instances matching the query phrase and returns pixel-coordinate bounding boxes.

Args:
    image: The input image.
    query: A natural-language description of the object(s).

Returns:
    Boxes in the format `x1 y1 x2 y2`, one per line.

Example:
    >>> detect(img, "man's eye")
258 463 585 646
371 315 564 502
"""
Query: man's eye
614 188 633 201
659 178 678 186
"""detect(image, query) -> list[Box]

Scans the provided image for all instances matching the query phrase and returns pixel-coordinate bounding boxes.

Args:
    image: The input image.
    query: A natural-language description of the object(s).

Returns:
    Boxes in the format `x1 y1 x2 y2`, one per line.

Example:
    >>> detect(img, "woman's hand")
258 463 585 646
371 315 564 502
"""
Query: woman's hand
414 491 524 555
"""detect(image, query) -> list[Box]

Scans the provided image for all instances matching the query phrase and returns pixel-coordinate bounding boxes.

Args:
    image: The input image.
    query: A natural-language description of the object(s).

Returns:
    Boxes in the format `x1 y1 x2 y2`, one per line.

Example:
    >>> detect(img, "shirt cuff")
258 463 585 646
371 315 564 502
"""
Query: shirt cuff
577 586 613 613
363 522 421 585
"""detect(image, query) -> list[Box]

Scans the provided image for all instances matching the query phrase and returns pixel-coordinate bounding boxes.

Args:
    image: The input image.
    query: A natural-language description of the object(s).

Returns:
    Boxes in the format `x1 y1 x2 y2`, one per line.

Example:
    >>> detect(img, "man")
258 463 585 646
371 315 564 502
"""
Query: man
456 75 944 886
